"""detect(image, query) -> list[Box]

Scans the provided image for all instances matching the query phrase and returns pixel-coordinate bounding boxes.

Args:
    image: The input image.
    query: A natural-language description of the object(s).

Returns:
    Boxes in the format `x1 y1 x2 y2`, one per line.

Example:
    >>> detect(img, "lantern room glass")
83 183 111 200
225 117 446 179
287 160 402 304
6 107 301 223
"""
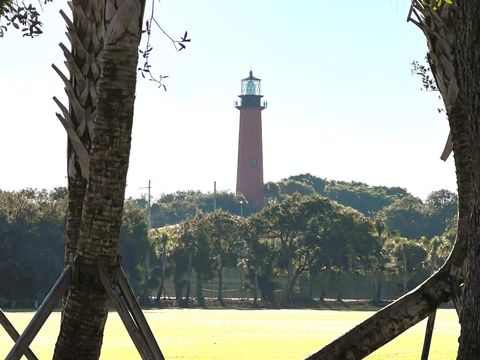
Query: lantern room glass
241 71 261 96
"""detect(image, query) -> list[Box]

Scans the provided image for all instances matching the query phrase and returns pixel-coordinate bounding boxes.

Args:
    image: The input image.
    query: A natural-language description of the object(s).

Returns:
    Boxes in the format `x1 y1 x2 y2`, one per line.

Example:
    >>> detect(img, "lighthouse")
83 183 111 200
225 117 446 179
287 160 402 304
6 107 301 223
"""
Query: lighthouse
235 70 267 210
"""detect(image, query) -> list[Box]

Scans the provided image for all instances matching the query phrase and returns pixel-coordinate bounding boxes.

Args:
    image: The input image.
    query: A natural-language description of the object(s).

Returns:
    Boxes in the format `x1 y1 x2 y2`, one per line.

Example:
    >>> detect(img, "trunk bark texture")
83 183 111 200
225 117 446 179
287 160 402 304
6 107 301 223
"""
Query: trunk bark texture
454 2 480 358
58 0 101 265
53 0 146 359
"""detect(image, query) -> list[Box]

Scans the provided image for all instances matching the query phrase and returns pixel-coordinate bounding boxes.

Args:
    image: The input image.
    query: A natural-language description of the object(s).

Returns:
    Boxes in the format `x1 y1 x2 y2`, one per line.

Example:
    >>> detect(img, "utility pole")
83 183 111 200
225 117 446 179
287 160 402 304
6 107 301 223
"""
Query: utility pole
140 180 152 231
213 181 217 212
402 243 408 294
140 180 152 291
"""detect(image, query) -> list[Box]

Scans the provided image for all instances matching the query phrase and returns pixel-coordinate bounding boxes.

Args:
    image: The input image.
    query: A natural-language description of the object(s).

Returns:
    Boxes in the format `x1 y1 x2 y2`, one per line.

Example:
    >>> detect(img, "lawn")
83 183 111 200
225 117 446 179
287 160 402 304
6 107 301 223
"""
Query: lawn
0 308 459 359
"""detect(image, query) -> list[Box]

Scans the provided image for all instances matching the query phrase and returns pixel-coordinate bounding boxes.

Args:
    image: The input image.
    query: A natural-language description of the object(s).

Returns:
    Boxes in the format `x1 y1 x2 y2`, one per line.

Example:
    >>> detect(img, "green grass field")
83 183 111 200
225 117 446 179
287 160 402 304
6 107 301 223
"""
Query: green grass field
0 308 459 359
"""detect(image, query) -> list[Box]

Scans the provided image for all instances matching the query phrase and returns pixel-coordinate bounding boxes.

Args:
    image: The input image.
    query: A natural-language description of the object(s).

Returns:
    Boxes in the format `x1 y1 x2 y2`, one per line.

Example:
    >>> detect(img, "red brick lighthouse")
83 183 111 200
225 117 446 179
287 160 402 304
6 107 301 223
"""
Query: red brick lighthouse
235 70 267 210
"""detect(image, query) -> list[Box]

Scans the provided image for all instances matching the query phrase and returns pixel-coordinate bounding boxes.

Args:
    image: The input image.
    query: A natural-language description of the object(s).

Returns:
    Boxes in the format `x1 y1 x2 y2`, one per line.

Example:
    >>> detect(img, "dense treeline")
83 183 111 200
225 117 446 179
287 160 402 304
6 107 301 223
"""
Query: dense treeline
0 174 457 307
0 188 67 301
147 194 381 307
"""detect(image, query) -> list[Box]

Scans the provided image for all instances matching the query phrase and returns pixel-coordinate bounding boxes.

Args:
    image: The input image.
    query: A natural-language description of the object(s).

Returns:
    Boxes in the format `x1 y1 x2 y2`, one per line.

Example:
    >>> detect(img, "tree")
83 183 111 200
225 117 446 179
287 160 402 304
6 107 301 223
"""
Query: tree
256 194 319 305
376 195 428 239
0 189 66 301
118 199 158 303
167 212 215 306
268 174 409 216
202 211 241 306
149 228 172 302
264 175 322 205
316 204 381 301
254 193 381 306
425 189 458 236
325 180 408 217
188 212 215 306
52 0 147 358
383 236 429 293
151 190 248 227
168 220 196 306
288 173 327 194
239 216 277 305
255 194 335 306
376 191 456 239
451 2 480 357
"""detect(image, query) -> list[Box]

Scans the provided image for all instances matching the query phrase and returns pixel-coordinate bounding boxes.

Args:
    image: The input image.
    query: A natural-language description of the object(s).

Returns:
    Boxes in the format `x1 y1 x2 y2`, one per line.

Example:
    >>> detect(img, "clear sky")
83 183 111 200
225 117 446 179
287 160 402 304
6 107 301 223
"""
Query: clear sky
0 0 456 200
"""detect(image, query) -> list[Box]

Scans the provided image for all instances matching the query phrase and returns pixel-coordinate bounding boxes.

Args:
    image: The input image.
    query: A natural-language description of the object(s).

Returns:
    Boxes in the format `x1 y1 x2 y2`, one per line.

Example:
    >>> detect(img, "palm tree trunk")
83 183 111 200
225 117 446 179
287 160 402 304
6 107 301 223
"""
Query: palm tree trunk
373 270 384 305
335 272 343 302
282 272 293 306
53 0 146 358
217 268 225 306
174 267 184 305
253 270 258 305
282 270 300 306
186 256 192 303
308 274 315 301
196 271 205 306
156 246 167 301
60 0 100 265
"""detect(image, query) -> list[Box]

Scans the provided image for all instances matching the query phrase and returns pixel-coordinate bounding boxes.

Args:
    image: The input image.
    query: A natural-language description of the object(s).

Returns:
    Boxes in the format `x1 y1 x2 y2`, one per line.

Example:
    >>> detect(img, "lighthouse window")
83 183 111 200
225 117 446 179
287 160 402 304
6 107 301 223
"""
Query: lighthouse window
245 80 256 95
251 159 257 167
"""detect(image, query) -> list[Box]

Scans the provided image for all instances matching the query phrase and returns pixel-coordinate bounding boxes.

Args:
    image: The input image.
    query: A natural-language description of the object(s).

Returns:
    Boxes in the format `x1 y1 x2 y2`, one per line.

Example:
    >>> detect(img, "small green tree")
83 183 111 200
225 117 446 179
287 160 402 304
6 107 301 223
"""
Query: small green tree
255 194 333 306
118 199 158 304
238 216 277 305
202 211 241 306
167 219 198 306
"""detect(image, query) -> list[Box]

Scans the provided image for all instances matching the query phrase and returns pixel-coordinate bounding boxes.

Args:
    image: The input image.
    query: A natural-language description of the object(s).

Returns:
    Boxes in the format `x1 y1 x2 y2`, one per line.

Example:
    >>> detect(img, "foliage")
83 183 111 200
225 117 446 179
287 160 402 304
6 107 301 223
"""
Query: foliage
324 180 408 217
411 59 438 92
0 188 66 300
0 183 458 306
264 180 315 204
266 173 409 217
254 194 380 304
238 216 277 304
0 0 51 38
151 190 247 227
288 173 327 194
376 190 457 239
118 198 159 301
254 194 334 304
137 0 190 88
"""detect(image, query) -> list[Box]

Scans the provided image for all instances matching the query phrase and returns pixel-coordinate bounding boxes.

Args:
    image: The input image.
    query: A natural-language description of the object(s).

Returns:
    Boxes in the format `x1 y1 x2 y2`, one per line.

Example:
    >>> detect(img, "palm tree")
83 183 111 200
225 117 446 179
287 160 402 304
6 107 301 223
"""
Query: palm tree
52 0 147 358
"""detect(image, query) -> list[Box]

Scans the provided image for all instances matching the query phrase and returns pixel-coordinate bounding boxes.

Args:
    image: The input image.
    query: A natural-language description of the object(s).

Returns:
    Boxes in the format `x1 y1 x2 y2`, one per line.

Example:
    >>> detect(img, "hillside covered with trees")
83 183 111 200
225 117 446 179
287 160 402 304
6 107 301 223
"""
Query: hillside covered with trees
0 174 457 307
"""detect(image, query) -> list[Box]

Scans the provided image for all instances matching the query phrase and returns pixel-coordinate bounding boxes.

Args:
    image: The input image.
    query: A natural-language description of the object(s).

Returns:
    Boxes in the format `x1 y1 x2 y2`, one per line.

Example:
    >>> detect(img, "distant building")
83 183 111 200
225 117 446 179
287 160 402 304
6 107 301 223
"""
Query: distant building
234 71 267 210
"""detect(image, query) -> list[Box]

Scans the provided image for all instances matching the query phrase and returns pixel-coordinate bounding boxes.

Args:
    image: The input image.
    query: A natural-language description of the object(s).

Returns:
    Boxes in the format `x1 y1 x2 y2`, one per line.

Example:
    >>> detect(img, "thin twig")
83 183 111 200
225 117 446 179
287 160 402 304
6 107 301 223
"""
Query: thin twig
137 0 190 89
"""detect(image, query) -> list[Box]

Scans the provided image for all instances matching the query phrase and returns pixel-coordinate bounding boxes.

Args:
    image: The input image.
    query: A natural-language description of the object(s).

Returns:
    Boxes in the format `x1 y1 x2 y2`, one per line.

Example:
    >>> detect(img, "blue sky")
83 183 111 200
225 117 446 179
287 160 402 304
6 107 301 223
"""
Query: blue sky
0 0 456 199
